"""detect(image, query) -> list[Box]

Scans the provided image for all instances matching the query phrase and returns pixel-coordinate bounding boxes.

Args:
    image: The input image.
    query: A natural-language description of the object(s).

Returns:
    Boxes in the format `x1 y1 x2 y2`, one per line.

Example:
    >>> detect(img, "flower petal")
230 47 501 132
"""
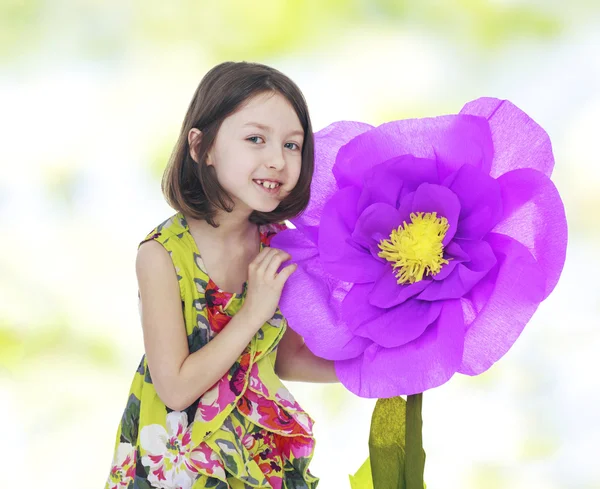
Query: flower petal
172 470 197 488
492 168 568 298
341 283 385 334
355 300 443 348
279 256 371 361
167 411 188 437
370 241 472 307
335 299 465 397
319 186 385 283
395 189 416 227
352 202 403 257
460 97 554 178
333 115 493 189
444 163 503 240
417 240 497 301
140 424 169 457
458 233 546 376
271 228 318 262
357 155 440 214
294 121 373 230
411 183 461 245
432 241 470 281
368 266 430 308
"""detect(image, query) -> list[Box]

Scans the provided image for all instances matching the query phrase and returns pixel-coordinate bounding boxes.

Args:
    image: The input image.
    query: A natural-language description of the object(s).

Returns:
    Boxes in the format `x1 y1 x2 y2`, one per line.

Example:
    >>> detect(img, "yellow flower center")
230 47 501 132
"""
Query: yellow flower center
378 212 450 284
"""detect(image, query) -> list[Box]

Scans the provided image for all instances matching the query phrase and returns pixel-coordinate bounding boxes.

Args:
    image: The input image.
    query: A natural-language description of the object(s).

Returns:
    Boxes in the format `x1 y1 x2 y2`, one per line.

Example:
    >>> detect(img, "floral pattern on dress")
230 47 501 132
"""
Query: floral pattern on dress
205 280 234 334
195 376 236 423
106 214 318 489
237 390 312 438
106 442 136 489
140 412 227 489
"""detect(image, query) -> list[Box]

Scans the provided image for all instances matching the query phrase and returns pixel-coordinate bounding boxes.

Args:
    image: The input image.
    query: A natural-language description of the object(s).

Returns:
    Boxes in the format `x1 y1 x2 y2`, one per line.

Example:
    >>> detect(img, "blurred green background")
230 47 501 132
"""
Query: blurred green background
1 1 599 488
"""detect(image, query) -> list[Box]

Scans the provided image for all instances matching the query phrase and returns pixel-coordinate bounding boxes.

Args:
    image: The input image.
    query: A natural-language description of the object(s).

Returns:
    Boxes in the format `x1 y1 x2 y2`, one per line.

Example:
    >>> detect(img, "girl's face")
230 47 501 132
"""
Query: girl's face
203 91 304 215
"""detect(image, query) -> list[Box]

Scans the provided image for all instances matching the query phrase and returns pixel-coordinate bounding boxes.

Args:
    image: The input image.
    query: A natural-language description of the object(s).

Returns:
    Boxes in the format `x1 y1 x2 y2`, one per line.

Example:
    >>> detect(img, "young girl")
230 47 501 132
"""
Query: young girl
105 62 338 489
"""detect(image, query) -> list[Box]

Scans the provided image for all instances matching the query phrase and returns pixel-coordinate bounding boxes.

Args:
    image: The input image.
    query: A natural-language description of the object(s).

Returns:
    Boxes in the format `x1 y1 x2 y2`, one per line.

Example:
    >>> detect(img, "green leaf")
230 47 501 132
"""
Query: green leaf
204 477 228 489
349 456 374 489
133 477 153 489
119 394 141 445
369 396 407 489
221 453 238 474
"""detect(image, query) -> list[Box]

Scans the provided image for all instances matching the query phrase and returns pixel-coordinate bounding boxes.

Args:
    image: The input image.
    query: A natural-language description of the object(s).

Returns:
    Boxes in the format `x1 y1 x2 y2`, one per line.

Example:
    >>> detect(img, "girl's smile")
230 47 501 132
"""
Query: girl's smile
253 178 283 195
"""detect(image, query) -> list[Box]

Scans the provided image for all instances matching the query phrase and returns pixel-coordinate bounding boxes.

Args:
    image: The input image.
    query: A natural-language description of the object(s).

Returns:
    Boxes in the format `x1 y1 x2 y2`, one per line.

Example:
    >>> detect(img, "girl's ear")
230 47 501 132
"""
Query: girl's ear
188 128 207 164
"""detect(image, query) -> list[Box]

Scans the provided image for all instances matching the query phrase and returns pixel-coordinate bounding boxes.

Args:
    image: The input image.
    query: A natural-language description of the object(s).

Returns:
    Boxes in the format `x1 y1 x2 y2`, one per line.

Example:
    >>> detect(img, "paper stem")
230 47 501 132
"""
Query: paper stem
405 393 425 489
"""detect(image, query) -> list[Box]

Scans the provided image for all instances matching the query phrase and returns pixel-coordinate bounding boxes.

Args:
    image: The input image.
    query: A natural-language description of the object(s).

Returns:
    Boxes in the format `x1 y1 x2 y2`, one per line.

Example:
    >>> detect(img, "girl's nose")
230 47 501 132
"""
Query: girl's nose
268 151 286 170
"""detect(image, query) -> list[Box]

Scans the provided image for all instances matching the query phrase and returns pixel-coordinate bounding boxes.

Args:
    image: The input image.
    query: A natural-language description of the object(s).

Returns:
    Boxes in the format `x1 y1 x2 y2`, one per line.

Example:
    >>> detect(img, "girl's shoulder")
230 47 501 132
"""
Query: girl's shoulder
139 212 189 249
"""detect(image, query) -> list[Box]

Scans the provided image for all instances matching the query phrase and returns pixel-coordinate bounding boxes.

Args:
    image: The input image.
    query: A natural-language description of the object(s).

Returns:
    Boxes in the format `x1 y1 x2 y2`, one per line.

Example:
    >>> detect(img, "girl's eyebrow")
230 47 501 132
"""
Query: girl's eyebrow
243 122 304 138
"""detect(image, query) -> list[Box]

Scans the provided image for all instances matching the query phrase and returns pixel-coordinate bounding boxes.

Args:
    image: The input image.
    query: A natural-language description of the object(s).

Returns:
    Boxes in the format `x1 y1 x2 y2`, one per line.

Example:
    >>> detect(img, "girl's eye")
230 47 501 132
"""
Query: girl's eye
285 142 300 150
247 136 264 144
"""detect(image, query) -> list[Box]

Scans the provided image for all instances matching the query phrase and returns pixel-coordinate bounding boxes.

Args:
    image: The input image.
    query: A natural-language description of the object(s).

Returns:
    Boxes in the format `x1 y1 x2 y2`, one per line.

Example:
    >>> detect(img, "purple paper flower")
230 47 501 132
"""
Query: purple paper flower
272 97 567 398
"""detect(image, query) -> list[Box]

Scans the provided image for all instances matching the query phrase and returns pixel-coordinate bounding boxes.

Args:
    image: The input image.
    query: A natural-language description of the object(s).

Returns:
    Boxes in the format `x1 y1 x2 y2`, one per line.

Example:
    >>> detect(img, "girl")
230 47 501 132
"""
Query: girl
105 61 338 489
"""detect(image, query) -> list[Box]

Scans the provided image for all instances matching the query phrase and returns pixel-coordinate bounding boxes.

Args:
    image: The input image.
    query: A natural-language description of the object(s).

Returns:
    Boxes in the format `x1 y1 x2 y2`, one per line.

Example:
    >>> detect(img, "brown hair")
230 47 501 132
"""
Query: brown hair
162 61 314 227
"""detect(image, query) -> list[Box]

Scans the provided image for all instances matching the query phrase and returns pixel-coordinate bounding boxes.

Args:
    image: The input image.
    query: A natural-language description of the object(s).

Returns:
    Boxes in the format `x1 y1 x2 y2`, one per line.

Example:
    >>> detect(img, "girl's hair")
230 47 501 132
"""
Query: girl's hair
162 61 314 227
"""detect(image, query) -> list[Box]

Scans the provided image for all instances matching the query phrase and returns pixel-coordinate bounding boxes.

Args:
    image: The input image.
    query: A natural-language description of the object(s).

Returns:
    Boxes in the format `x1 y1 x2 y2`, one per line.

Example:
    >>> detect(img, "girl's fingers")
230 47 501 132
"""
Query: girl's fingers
255 248 280 275
275 263 298 285
265 250 291 278
250 247 276 271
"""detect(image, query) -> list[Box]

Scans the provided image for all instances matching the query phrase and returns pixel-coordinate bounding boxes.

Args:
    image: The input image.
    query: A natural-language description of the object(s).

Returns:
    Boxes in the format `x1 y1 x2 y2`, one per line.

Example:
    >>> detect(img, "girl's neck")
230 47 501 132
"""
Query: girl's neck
187 208 258 244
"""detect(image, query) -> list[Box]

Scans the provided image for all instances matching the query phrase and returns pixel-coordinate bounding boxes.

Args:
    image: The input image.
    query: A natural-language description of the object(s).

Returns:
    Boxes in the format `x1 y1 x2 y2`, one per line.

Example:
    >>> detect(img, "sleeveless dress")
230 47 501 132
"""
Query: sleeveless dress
105 212 319 489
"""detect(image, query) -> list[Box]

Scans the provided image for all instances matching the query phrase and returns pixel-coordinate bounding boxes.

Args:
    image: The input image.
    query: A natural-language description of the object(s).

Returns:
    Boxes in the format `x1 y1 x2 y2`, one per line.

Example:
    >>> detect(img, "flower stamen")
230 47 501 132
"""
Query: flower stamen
378 212 451 284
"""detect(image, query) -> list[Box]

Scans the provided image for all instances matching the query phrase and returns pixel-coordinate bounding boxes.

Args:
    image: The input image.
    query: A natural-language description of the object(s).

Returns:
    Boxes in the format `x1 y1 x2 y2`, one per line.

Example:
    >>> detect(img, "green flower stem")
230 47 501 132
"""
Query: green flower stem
405 393 425 489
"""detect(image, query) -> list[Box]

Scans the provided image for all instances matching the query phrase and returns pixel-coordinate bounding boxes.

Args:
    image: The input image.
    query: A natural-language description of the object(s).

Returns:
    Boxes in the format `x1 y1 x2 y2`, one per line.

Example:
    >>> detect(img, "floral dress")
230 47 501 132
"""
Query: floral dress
105 212 319 489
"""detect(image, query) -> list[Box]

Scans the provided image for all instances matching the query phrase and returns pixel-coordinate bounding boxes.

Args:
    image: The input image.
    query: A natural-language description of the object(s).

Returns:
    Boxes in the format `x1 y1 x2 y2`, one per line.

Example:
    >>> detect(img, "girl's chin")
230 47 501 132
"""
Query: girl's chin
252 201 281 213
229 188 284 214
231 197 280 214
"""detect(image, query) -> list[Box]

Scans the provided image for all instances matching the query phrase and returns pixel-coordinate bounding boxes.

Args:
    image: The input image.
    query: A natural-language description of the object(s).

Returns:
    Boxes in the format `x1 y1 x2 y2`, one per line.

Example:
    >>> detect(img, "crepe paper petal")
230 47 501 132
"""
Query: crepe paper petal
444 163 503 240
431 241 471 282
335 300 465 397
297 121 373 230
460 98 555 178
417 240 497 301
492 168 568 298
319 187 386 283
459 233 546 375
342 282 388 334
354 300 443 349
270 228 318 262
368 267 430 308
410 183 461 246
352 203 403 258
278 259 372 361
357 155 440 215
333 115 494 189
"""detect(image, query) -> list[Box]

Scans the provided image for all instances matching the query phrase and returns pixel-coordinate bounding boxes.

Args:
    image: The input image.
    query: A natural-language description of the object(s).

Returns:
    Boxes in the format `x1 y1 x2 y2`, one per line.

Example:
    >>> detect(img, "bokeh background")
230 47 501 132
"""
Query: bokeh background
1 1 599 488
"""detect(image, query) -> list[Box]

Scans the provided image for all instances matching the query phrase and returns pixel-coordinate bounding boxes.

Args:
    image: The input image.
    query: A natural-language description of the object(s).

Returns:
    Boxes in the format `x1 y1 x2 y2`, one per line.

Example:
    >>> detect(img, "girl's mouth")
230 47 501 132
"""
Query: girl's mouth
253 179 282 195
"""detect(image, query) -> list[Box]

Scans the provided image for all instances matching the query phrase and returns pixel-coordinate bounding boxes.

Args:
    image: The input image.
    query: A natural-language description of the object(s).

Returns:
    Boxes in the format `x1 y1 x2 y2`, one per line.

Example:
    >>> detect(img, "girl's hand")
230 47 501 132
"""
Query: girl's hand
242 247 297 327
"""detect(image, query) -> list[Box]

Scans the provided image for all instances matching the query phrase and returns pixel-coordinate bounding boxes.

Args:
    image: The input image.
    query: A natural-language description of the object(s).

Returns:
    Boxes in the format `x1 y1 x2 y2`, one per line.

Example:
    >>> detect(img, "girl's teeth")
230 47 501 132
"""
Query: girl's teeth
256 180 279 189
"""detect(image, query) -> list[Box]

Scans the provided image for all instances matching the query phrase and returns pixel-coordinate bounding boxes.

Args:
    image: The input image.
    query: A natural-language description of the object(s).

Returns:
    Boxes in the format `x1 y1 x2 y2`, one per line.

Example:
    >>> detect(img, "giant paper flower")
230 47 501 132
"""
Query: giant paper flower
272 97 567 398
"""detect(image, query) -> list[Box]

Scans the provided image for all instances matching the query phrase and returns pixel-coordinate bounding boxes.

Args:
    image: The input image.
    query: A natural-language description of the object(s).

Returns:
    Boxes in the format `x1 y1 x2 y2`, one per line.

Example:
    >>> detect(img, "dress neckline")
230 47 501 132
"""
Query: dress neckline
177 212 266 299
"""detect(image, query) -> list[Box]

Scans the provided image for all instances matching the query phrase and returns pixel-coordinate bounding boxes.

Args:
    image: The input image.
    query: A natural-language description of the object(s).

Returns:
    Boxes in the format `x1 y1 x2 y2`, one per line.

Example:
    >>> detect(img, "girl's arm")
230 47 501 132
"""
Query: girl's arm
137 241 293 411
274 325 339 383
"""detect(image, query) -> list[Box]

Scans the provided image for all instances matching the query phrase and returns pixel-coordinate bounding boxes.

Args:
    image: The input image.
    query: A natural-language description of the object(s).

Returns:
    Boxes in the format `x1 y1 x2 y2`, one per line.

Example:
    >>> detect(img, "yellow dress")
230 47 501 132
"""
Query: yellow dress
105 212 319 489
